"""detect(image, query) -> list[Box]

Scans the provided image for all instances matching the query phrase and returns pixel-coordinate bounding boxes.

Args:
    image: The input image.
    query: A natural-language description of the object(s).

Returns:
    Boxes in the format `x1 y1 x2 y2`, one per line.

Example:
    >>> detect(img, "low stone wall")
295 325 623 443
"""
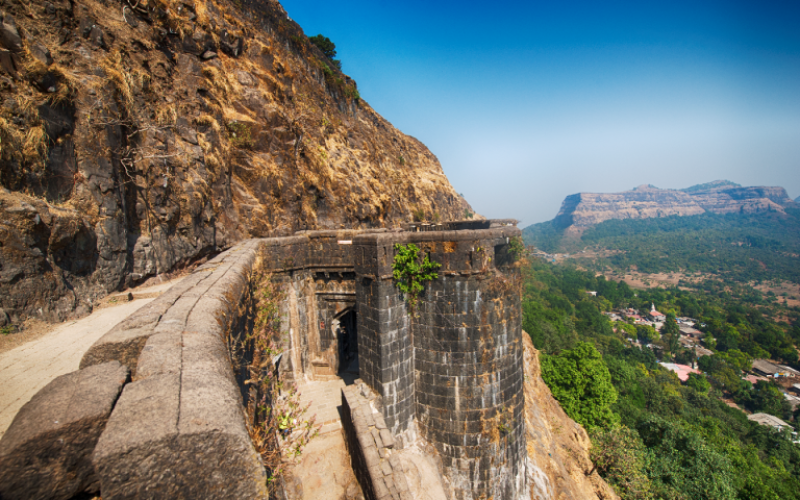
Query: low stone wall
90 239 267 499
0 240 269 500
342 383 412 500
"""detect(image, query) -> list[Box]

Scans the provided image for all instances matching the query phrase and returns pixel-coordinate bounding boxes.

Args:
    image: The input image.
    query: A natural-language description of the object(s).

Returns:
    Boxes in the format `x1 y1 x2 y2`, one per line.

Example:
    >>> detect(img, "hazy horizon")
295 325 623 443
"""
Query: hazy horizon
280 0 800 226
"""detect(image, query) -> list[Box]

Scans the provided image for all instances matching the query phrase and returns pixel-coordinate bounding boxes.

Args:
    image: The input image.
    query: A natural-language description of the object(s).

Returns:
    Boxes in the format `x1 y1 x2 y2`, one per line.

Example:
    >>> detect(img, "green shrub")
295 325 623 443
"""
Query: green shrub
309 34 337 59
392 243 441 311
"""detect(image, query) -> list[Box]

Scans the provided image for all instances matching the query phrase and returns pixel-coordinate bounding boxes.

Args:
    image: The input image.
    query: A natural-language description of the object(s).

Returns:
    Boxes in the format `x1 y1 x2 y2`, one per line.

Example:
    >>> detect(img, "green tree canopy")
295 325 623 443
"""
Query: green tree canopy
686 372 711 394
541 341 619 429
309 34 337 59
661 312 681 355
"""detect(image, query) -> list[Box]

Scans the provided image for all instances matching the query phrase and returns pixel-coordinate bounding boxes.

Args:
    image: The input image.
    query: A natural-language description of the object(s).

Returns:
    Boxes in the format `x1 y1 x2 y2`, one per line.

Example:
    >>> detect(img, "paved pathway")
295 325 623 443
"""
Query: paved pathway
297 378 349 435
292 374 364 499
0 280 179 439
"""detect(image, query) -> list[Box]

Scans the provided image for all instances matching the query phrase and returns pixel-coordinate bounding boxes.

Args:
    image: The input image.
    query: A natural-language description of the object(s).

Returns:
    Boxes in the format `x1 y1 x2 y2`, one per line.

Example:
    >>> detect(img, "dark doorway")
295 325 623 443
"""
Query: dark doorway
336 309 359 383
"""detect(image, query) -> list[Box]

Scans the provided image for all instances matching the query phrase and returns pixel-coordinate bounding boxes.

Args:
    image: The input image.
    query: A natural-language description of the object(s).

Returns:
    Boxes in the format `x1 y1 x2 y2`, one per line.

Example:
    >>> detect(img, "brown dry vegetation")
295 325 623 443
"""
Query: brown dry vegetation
0 0 475 322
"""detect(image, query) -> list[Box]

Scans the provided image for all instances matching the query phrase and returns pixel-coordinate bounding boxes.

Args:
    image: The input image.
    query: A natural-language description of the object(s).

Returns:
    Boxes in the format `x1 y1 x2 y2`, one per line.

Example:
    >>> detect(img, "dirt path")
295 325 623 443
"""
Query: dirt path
0 279 180 439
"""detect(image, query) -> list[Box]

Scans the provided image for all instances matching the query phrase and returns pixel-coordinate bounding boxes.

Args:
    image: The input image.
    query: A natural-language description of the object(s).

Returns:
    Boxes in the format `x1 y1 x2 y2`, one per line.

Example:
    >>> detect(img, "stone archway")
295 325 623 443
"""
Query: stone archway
332 308 358 380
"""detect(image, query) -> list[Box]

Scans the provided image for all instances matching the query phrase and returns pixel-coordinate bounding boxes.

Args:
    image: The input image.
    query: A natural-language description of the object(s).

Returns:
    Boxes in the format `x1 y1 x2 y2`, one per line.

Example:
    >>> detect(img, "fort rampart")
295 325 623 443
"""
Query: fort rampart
0 221 527 500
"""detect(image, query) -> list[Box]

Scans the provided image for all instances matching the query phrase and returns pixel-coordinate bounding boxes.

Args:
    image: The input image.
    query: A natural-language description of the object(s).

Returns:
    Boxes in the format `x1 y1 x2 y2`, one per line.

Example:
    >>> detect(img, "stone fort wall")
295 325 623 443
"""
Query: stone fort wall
259 223 526 499
1 221 526 500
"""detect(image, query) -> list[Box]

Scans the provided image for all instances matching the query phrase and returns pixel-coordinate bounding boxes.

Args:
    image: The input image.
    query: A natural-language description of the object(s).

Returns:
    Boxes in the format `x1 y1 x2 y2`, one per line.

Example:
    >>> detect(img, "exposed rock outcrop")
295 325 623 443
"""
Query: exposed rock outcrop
553 182 797 230
522 332 618 500
0 0 473 323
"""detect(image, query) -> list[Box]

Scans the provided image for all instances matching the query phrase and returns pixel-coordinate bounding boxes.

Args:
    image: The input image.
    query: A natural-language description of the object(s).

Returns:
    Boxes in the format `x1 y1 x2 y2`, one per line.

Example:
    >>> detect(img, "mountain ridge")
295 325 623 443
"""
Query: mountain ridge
550 181 797 231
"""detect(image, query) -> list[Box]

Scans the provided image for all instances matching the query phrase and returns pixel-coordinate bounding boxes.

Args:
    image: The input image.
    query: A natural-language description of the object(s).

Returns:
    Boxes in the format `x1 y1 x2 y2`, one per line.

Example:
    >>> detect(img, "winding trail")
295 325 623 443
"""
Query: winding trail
0 280 179 439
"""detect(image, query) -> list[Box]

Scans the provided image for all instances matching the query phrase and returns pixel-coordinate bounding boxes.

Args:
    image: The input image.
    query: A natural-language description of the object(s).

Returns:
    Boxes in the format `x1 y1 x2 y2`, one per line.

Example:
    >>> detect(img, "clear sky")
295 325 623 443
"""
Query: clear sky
280 0 800 226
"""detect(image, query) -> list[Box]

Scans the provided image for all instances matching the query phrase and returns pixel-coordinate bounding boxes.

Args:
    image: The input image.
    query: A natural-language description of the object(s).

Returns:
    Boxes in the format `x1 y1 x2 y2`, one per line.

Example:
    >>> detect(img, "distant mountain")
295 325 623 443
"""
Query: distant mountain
548 182 796 231
523 182 800 283
796 195 800 203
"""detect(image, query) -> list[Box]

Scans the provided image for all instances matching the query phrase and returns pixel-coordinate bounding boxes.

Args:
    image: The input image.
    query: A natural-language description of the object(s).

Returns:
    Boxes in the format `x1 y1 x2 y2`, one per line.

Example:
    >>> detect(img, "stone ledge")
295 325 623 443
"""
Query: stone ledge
90 239 268 499
342 384 413 500
0 361 129 500
80 240 261 375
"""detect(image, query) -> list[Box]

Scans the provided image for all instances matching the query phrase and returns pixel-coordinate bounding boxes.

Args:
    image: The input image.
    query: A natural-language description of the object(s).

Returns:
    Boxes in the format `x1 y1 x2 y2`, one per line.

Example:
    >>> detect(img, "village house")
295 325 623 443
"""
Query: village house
747 413 799 442
660 362 701 382
648 303 666 322
752 359 782 377
679 325 704 340
751 359 798 378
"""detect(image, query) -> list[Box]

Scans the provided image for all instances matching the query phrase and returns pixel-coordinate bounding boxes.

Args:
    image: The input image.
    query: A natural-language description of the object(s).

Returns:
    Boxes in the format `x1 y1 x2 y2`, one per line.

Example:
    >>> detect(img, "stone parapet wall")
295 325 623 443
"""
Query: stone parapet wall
1 240 269 499
341 384 413 500
259 229 388 273
353 227 520 279
90 239 267 499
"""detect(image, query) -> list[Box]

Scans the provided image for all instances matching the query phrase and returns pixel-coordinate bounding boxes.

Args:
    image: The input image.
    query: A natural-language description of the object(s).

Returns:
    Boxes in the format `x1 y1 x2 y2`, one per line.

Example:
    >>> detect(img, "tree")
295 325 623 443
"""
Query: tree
699 354 746 393
660 312 680 355
720 349 752 373
738 381 793 420
309 34 337 59
636 324 659 344
637 417 736 500
589 426 652 499
541 341 619 429
686 372 711 394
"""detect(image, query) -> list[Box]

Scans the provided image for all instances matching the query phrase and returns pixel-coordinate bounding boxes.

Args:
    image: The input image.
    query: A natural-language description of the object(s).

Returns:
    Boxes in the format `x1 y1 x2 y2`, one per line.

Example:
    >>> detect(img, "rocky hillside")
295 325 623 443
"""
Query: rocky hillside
0 0 473 324
552 182 797 231
522 332 618 500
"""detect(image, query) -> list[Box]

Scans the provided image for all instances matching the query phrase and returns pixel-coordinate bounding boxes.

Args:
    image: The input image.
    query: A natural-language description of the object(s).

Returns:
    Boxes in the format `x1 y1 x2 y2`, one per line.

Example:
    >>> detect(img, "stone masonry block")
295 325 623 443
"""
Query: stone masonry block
93 369 267 499
0 362 129 500
379 428 395 449
134 331 182 380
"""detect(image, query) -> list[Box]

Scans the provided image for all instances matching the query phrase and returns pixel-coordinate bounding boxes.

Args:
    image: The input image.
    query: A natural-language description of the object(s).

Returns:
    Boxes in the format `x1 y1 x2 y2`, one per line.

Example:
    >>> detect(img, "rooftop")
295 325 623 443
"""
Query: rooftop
748 413 792 429
752 359 782 374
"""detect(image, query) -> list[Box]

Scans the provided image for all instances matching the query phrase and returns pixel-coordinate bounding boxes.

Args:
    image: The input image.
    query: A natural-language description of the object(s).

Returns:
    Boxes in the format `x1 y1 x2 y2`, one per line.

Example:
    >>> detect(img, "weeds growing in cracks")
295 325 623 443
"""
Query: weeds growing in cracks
247 270 320 491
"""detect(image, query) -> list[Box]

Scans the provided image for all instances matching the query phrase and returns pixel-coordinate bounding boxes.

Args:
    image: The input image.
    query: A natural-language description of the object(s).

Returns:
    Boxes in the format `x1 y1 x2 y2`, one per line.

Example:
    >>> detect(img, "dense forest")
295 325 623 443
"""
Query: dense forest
523 209 800 284
522 258 800 500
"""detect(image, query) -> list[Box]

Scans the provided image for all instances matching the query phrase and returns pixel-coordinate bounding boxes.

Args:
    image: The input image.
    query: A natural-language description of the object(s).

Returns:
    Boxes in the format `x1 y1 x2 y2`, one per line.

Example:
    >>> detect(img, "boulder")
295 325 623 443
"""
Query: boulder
0 14 22 52
29 42 53 66
0 361 129 500
0 48 16 76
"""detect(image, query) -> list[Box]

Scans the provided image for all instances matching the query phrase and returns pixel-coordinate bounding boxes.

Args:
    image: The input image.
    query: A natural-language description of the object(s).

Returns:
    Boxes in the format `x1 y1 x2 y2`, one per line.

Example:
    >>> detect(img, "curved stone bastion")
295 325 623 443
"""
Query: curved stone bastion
0 220 526 500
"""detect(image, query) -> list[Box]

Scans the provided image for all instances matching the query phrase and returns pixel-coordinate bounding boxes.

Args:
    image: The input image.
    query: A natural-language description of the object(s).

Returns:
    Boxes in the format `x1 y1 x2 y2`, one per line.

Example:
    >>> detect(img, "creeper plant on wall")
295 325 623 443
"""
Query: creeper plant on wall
392 243 441 312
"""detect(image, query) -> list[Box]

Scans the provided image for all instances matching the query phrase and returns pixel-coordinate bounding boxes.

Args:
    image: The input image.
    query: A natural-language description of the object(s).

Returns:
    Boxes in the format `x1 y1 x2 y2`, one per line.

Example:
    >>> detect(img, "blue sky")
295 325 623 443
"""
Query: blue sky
280 0 800 225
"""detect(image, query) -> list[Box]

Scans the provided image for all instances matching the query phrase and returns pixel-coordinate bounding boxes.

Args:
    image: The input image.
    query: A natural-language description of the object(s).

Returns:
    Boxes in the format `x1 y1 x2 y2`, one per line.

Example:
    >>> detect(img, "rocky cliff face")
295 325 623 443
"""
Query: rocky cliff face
554 183 797 230
0 0 473 323
522 333 618 500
